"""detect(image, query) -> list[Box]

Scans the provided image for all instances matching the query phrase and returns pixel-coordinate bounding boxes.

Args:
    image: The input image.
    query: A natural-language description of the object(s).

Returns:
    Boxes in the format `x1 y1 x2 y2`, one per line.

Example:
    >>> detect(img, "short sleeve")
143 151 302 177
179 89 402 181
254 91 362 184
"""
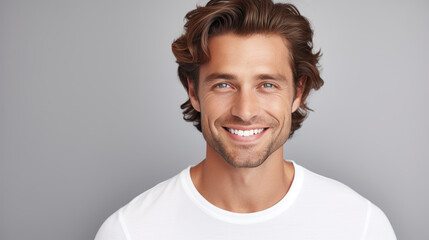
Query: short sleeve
94 210 129 240
363 202 397 240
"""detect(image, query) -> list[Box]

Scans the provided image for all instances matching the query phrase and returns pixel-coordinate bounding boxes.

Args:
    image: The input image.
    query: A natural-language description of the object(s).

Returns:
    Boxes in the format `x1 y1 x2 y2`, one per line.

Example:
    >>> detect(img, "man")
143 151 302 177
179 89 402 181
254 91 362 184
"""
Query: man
95 0 396 239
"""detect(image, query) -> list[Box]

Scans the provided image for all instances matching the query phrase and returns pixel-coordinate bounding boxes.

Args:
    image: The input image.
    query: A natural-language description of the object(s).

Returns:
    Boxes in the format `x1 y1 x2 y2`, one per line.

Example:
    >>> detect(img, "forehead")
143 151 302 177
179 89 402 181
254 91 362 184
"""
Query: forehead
200 33 293 82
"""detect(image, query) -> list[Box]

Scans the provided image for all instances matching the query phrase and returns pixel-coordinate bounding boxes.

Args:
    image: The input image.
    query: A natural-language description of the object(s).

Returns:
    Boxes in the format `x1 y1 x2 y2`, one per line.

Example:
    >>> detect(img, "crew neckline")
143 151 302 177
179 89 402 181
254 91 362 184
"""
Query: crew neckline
180 160 304 224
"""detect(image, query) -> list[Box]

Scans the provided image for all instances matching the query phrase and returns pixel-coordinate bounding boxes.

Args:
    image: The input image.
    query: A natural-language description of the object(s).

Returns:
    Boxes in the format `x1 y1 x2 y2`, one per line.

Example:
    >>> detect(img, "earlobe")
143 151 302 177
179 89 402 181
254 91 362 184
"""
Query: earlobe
292 76 306 113
187 79 201 112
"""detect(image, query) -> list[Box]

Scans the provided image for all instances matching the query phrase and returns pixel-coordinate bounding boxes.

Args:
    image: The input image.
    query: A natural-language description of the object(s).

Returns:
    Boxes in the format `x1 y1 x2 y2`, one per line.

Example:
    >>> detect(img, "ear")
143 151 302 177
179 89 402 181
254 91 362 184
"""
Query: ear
187 78 201 112
292 76 306 113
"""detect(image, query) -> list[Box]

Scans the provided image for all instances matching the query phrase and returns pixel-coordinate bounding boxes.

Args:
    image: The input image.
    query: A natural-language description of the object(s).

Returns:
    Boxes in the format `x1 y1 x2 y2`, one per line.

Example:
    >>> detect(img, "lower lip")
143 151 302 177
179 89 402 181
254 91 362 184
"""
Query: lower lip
224 128 267 143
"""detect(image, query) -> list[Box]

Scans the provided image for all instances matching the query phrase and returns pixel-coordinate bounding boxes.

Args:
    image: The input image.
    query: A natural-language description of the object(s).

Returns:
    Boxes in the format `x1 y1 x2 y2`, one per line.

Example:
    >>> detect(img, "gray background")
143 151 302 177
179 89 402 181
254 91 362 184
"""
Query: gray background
1 0 427 239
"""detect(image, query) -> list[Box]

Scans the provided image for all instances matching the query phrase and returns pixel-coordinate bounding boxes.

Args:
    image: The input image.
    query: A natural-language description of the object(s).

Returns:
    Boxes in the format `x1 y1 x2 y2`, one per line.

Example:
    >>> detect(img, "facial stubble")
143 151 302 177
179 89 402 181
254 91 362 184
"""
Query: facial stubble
203 119 288 168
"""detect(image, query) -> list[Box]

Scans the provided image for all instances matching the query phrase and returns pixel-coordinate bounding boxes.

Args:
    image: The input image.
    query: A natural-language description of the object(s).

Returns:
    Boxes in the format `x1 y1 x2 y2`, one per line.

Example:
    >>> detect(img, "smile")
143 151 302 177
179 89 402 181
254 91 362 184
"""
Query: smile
225 128 265 137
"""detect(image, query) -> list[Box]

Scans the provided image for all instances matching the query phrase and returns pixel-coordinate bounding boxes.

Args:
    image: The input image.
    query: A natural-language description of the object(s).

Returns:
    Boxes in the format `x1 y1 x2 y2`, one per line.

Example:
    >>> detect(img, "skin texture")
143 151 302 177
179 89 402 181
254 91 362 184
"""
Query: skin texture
189 33 304 213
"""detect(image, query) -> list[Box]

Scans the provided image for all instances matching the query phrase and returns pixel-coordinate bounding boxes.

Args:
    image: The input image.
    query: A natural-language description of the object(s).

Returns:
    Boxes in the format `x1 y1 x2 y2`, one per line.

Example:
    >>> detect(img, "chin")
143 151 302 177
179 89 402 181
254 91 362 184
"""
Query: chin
220 148 271 168
224 158 266 168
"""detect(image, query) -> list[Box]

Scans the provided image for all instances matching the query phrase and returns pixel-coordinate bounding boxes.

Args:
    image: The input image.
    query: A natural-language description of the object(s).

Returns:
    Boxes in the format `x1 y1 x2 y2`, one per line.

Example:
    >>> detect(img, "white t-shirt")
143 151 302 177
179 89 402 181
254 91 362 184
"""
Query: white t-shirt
95 162 396 240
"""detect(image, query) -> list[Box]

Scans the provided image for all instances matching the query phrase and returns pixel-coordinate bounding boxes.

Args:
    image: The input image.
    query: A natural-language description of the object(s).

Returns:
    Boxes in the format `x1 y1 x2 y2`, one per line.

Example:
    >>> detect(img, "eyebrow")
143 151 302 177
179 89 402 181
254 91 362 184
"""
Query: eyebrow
203 73 288 83
203 73 237 83
255 73 287 82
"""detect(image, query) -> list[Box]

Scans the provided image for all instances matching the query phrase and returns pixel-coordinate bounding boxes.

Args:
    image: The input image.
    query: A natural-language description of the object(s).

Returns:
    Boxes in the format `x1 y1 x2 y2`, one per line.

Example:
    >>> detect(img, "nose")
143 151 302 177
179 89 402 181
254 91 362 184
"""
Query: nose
230 89 261 122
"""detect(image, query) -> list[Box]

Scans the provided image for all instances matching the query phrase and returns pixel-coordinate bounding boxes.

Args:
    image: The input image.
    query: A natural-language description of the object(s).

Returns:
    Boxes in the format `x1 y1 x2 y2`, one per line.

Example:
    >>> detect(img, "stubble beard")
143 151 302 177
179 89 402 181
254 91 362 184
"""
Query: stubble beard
212 140 274 168
202 116 289 168
204 126 283 168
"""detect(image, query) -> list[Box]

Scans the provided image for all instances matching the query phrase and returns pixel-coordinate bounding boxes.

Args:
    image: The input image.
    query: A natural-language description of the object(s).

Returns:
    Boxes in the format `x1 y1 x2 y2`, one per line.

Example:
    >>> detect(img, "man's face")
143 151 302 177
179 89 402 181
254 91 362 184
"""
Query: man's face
189 33 303 168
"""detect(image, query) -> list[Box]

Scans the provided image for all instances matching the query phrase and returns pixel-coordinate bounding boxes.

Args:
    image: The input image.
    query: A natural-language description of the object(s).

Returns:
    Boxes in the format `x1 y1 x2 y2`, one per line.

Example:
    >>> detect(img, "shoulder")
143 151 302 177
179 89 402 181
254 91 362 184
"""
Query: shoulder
94 210 128 240
295 164 396 239
298 164 369 208
363 202 397 239
121 168 186 216
94 168 189 240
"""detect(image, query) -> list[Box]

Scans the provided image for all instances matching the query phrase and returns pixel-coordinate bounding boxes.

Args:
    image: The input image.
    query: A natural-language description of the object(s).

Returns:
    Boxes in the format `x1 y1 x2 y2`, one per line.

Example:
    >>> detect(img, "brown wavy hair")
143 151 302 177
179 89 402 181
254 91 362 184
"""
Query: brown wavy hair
171 0 324 138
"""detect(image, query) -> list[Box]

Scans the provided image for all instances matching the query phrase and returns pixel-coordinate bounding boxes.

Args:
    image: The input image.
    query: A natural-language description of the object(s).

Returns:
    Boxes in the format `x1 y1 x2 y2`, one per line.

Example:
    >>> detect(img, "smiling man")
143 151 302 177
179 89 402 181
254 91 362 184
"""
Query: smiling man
188 33 300 213
95 1 396 239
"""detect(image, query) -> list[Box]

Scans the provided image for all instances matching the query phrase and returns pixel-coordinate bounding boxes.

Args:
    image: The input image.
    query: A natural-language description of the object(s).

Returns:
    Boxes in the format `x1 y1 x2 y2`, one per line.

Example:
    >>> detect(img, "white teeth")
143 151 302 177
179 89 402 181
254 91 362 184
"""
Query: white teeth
227 128 265 137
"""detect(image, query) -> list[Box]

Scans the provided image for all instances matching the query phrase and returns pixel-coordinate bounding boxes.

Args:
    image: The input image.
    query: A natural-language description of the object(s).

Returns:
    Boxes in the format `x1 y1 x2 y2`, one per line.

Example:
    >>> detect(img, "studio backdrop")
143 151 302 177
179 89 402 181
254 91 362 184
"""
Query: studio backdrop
1 0 428 239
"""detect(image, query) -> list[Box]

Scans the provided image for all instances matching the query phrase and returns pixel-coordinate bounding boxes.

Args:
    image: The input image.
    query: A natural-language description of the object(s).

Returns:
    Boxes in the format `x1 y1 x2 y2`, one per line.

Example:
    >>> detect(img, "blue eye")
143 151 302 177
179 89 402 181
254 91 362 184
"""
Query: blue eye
262 83 275 88
216 83 230 88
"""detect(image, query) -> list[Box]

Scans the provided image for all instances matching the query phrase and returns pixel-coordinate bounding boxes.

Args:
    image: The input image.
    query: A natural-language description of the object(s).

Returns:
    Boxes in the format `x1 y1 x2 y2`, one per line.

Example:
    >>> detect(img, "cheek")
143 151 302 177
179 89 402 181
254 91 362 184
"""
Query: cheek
200 94 232 123
261 95 293 118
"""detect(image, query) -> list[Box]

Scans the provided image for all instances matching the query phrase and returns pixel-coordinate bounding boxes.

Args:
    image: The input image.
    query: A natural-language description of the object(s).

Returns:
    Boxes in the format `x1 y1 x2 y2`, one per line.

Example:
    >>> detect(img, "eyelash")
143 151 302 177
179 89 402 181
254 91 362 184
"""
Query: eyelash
261 83 275 88
216 83 230 88
214 82 277 90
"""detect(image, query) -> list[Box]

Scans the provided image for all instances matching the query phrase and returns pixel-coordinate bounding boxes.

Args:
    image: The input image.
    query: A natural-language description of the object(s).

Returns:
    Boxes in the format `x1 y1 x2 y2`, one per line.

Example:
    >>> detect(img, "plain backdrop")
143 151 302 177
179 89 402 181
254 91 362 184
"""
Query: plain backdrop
1 0 428 239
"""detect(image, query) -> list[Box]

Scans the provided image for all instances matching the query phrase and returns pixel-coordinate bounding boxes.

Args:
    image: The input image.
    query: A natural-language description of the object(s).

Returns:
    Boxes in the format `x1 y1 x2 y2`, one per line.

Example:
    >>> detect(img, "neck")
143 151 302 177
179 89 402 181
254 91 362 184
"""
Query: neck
190 144 294 213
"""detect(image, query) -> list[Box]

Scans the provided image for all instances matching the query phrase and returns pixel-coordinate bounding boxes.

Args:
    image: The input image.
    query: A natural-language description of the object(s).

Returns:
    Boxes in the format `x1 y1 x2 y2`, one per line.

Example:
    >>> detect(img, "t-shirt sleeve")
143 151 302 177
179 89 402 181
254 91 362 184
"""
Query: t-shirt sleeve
363 202 397 240
94 210 129 240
